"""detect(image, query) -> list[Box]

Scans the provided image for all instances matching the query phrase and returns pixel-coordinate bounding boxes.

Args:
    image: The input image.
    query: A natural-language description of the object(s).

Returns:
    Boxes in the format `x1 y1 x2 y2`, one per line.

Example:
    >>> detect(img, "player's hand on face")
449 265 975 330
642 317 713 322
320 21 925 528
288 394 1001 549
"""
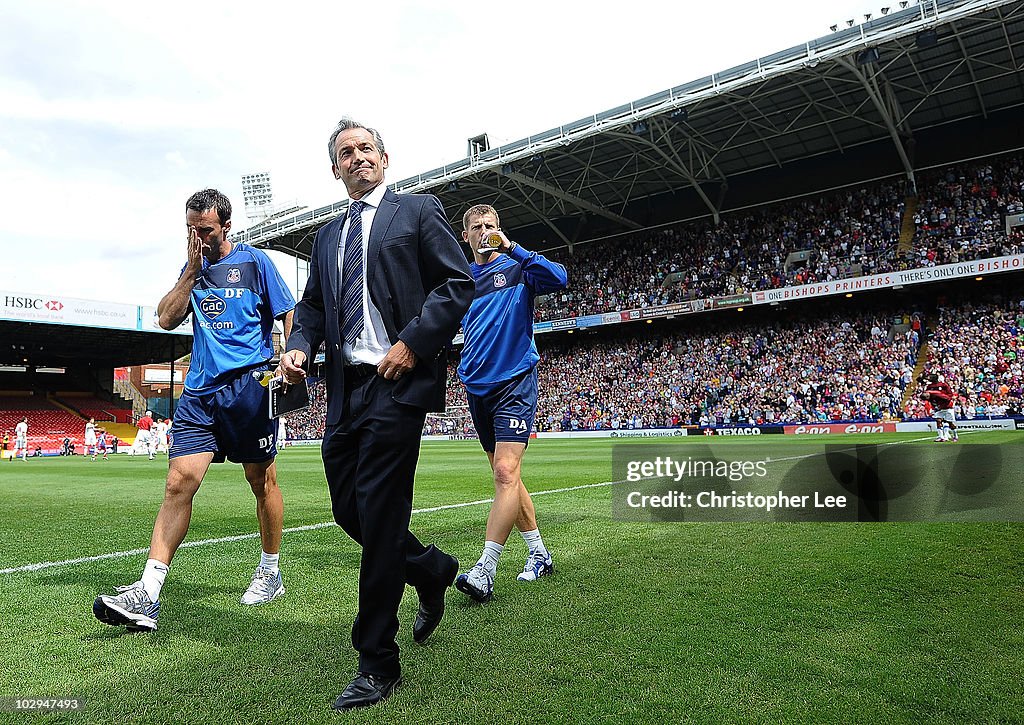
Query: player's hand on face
186 226 205 272
277 350 307 385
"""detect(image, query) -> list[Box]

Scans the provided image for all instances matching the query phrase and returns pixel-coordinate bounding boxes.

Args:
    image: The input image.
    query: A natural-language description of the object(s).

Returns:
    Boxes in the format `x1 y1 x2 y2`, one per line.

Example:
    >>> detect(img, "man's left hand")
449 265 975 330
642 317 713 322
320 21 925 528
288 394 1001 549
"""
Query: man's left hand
379 340 418 381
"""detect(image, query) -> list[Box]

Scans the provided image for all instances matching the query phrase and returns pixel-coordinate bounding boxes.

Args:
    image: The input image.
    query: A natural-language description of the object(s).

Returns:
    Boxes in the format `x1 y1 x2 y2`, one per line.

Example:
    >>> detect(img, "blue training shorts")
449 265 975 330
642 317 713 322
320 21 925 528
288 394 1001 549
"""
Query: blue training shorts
169 366 277 464
466 367 538 453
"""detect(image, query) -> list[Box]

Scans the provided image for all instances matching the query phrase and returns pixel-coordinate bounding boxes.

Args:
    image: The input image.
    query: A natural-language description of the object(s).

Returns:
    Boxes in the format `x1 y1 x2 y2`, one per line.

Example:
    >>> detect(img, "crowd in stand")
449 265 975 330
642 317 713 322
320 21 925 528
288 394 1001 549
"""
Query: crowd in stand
530 311 918 431
534 154 1024 321
419 309 921 436
911 157 1024 267
284 294 1024 440
903 298 1024 420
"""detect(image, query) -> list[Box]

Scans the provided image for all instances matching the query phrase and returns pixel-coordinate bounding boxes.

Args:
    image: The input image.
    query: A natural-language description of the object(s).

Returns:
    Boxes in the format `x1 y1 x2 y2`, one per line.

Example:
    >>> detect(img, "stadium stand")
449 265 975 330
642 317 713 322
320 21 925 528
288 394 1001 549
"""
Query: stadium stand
904 297 1024 420
533 154 1024 321
53 395 134 424
0 398 90 453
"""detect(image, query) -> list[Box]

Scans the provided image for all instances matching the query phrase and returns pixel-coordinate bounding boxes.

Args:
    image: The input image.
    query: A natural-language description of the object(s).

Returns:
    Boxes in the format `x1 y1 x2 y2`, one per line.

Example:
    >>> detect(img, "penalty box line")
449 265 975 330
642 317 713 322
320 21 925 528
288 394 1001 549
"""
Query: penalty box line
0 433 951 576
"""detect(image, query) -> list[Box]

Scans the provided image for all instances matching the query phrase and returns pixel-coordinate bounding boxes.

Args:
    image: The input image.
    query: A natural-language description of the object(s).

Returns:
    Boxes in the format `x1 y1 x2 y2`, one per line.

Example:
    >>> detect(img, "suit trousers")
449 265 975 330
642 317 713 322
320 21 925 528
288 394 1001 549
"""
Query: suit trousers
322 370 452 678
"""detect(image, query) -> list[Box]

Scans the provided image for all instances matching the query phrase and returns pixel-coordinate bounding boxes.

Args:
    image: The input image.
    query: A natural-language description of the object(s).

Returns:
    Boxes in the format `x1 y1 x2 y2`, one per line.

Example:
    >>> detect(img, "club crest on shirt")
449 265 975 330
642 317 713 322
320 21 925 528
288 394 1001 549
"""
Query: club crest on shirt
227 268 241 284
493 273 507 288
200 293 226 319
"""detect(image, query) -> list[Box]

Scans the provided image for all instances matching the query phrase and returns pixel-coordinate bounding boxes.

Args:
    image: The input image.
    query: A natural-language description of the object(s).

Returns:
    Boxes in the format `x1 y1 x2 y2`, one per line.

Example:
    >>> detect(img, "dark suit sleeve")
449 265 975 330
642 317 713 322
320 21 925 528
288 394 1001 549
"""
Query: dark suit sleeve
397 195 474 361
286 227 327 361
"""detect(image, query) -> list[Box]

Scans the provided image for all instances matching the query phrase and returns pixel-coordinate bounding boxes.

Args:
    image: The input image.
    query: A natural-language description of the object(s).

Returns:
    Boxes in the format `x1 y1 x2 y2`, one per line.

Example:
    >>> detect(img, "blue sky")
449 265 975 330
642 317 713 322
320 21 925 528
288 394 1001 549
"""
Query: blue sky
0 0 883 305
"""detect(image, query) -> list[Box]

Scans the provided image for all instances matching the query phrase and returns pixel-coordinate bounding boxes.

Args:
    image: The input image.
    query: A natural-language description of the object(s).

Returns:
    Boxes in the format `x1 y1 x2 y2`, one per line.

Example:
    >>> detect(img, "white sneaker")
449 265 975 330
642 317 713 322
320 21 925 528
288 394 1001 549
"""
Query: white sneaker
517 550 554 582
454 563 493 603
241 566 284 605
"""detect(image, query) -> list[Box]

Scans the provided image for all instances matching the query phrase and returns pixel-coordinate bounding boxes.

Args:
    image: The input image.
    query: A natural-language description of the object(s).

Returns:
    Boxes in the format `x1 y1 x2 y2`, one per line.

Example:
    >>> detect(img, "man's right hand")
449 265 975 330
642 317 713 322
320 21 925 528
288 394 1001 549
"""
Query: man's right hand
277 350 307 384
186 225 207 275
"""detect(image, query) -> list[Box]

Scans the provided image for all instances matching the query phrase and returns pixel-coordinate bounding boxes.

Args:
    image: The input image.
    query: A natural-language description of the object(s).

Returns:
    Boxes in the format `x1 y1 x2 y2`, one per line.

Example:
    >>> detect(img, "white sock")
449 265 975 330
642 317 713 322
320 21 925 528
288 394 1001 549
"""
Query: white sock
520 528 547 556
140 559 169 601
476 541 504 577
260 551 280 573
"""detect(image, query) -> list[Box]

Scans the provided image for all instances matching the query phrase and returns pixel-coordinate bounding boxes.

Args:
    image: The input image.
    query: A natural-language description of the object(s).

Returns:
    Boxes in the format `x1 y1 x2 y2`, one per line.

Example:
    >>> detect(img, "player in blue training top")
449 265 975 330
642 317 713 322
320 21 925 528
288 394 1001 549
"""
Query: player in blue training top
454 204 568 603
93 189 296 632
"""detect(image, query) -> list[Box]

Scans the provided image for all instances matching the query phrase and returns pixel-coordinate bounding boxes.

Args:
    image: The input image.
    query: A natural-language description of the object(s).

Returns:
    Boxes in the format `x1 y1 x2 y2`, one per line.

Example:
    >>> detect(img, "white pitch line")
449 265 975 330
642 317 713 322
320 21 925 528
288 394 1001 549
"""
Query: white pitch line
0 481 619 576
0 433 963 576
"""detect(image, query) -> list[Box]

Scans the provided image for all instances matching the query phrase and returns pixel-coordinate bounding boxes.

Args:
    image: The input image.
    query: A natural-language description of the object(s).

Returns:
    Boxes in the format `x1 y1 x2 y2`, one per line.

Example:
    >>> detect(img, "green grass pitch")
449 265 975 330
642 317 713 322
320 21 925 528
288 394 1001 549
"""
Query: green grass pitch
0 433 1021 724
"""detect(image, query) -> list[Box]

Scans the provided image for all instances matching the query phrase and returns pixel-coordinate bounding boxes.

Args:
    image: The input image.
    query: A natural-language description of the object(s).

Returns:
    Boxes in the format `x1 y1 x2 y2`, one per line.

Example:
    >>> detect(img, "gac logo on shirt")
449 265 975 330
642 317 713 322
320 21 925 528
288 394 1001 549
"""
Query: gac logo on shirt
200 293 226 319
493 273 507 288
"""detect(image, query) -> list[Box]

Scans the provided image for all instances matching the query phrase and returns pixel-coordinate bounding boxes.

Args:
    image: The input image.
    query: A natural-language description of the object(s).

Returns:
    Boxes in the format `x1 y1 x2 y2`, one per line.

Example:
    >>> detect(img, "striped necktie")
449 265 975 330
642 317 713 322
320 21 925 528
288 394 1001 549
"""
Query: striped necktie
340 200 365 346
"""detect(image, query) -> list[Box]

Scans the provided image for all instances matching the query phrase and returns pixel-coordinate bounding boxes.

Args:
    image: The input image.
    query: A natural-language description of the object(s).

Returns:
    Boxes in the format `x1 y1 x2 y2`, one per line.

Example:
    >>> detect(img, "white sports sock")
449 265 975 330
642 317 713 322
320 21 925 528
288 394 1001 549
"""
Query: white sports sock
260 551 280 573
140 559 169 601
520 528 547 556
476 541 504 577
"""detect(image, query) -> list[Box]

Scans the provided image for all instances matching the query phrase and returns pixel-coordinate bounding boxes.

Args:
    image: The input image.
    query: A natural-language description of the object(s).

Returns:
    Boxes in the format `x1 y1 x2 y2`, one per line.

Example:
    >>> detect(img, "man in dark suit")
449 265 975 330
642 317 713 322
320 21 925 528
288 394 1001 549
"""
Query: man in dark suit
278 118 473 711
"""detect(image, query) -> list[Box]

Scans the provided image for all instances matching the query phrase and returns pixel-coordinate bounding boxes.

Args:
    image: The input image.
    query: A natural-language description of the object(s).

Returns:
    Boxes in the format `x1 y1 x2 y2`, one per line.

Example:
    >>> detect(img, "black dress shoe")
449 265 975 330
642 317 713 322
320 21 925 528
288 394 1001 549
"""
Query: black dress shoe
412 554 458 644
331 673 401 711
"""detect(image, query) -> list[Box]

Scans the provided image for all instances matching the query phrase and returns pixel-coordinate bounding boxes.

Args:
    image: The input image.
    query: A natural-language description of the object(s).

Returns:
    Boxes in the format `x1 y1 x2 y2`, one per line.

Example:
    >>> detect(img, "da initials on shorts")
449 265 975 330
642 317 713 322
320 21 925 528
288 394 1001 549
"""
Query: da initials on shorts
506 418 528 432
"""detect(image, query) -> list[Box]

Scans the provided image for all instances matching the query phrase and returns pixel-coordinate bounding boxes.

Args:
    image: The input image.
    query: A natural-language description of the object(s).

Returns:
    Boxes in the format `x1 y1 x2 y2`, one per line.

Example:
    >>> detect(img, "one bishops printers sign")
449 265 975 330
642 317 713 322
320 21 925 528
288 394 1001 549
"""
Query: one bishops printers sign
751 255 1024 305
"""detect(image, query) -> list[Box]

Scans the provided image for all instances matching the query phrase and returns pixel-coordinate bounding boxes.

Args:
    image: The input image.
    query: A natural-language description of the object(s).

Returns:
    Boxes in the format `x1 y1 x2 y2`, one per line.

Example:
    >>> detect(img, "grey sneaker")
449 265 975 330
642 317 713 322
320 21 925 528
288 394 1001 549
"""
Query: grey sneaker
241 566 284 605
93 582 160 632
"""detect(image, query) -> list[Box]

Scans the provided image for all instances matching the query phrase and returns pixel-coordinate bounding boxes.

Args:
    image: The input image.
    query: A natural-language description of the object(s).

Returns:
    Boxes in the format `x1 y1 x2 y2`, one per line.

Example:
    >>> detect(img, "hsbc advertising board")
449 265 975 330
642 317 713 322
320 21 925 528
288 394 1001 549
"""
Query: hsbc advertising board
2 291 191 334
2 292 136 330
784 422 898 435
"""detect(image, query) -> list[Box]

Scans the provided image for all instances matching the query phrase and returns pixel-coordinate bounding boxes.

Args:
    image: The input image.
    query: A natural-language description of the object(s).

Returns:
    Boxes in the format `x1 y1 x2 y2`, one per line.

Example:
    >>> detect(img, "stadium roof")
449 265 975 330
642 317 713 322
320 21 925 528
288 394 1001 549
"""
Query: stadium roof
235 0 1024 260
0 320 191 368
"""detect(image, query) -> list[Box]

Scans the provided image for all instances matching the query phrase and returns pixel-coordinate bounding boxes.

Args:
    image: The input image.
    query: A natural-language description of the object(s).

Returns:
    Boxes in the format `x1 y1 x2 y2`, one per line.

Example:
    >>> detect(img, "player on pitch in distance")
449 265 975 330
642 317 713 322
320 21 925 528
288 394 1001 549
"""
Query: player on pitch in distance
921 372 959 442
93 189 296 632
454 204 568 603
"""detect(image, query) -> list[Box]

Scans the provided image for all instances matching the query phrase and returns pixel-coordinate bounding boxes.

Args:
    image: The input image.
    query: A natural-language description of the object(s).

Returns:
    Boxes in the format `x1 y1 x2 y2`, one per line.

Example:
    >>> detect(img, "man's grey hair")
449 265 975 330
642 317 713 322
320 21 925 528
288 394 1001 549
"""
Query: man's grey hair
328 118 386 163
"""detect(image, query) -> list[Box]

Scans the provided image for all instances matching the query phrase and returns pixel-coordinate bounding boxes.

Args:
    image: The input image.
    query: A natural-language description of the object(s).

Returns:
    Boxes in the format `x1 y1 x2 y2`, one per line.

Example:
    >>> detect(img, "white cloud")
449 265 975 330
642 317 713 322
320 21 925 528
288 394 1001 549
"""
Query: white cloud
165 151 187 170
0 0 892 306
